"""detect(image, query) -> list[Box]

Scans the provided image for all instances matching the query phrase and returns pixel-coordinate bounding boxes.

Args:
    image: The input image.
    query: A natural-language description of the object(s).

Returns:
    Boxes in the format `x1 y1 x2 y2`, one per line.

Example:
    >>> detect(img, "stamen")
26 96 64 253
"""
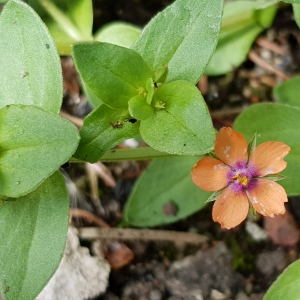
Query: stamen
232 174 248 186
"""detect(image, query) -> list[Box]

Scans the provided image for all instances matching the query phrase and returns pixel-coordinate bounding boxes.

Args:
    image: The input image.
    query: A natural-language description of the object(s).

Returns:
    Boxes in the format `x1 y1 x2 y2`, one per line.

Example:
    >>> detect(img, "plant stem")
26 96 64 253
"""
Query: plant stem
38 0 86 40
69 147 174 163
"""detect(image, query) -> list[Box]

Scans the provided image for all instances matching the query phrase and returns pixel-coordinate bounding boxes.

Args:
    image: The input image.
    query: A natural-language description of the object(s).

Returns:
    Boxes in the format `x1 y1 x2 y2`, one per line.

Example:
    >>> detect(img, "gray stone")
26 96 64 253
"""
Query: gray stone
256 248 288 276
166 242 244 299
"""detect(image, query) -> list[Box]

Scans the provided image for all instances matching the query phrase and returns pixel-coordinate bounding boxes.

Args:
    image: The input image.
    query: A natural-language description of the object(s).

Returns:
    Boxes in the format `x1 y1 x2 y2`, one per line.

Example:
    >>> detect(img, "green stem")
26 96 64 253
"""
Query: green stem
38 0 86 40
69 147 175 163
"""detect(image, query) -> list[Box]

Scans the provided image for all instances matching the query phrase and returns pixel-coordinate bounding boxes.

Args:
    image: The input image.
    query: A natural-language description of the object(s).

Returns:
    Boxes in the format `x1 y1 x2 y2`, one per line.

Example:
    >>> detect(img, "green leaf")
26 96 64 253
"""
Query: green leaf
293 4 300 29
74 104 140 162
128 95 155 120
249 202 257 219
256 4 277 28
262 174 288 181
253 0 300 5
124 156 211 227
95 21 141 48
233 103 300 195
29 0 93 55
0 0 62 114
247 132 257 158
145 78 155 105
274 76 300 107
131 0 223 84
232 0 279 9
284 0 300 3
140 80 215 155
40 21 77 56
206 1 277 76
72 42 153 109
264 259 300 300
205 190 221 203
206 26 262 75
0 171 69 300
0 105 79 197
82 80 102 108
63 0 93 38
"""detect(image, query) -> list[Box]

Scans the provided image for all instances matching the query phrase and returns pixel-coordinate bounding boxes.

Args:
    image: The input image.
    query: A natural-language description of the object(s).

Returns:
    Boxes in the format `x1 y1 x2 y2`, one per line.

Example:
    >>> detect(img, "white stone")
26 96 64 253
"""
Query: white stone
36 227 110 300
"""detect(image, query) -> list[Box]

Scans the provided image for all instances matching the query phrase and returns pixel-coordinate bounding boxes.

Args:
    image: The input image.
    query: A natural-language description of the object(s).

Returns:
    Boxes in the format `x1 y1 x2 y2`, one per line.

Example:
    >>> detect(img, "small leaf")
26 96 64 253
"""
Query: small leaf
0 0 62 113
132 0 223 84
234 103 300 196
274 75 300 108
153 66 168 83
252 0 279 8
128 95 155 120
145 78 155 105
206 2 277 76
65 0 93 38
74 104 140 162
249 202 257 219
39 21 76 56
124 156 211 227
293 4 300 28
264 259 300 300
0 171 69 300
205 191 221 203
29 0 93 55
72 42 153 109
247 132 257 158
206 26 262 76
284 0 300 3
82 80 102 108
0 105 79 197
94 21 141 48
261 174 288 181
140 80 215 155
208 151 218 159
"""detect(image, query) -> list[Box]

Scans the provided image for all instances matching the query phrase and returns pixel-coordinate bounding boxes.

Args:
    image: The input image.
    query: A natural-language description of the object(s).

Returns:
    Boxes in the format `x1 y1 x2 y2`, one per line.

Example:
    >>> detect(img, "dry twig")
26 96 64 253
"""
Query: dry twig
78 227 208 245
256 37 288 56
60 110 84 128
248 50 290 81
86 162 116 188
210 106 247 119
70 208 110 228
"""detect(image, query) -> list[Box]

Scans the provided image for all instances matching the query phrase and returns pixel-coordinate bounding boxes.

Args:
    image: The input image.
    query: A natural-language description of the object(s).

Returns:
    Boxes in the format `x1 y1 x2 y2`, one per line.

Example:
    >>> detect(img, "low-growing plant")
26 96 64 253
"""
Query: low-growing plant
1 0 300 299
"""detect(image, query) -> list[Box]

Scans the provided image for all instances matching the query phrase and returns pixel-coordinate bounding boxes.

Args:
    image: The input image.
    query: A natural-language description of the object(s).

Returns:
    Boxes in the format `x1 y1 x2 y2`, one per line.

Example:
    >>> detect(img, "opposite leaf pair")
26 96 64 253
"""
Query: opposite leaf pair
72 42 215 162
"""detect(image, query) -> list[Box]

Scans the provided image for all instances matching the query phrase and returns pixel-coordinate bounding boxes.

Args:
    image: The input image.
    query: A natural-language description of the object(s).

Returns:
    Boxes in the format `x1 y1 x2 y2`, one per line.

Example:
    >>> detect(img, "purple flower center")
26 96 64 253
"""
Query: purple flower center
227 161 258 193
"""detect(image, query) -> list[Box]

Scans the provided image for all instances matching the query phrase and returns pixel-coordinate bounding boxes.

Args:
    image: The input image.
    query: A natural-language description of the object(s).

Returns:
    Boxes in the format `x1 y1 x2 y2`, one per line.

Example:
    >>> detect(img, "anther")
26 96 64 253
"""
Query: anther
232 174 248 186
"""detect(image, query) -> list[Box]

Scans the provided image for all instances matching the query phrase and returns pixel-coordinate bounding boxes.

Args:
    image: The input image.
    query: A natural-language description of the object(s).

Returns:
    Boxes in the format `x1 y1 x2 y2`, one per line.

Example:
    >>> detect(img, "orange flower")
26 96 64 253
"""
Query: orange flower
191 127 290 229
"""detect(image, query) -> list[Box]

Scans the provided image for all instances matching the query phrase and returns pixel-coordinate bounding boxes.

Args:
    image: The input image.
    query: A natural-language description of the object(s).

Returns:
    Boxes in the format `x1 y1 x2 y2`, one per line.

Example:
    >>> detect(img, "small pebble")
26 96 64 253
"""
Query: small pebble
149 289 162 300
210 289 227 300
256 249 288 276
245 220 268 241
235 291 250 300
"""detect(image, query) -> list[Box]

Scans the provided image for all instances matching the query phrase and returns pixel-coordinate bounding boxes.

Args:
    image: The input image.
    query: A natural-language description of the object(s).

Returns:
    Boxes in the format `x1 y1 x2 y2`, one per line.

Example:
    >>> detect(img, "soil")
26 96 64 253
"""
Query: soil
60 1 300 300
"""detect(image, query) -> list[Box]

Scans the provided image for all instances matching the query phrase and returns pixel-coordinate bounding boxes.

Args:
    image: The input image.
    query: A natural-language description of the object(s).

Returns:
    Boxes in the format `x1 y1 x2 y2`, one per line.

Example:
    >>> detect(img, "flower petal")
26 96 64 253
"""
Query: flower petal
212 187 249 229
246 179 287 217
215 127 248 166
249 141 290 176
191 157 230 191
